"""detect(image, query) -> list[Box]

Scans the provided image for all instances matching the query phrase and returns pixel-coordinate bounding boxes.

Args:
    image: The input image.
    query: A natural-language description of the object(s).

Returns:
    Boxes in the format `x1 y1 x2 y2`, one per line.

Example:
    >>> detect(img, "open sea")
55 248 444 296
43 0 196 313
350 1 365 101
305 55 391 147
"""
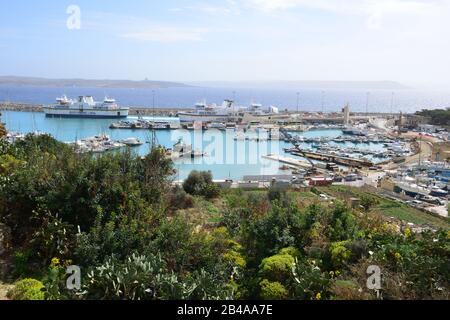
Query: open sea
1 84 450 113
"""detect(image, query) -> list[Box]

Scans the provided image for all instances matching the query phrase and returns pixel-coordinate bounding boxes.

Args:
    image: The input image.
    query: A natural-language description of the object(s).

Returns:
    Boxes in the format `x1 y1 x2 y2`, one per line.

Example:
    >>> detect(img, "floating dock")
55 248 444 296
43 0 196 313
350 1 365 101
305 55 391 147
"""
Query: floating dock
263 154 313 169
286 149 373 168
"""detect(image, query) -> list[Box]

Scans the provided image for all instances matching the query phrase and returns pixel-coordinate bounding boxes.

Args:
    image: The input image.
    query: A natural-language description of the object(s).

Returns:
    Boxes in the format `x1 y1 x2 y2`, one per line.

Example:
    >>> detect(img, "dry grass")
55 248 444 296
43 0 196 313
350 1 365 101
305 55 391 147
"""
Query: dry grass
0 282 13 300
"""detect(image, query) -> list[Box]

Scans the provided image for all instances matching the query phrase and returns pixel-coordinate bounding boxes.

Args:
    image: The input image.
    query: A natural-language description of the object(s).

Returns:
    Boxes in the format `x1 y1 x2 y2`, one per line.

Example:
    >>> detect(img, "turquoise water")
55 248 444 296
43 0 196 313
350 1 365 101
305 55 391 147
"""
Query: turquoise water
1 111 386 180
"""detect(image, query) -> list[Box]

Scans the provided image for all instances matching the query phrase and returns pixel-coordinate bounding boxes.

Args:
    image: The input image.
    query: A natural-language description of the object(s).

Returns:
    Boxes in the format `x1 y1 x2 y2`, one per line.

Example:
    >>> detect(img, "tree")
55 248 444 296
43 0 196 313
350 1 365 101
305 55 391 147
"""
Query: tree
360 195 378 212
183 171 220 199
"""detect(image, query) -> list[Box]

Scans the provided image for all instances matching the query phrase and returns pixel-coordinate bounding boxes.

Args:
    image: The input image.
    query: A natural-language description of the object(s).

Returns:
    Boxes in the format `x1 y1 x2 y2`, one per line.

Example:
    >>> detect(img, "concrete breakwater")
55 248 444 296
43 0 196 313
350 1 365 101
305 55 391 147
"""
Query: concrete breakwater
0 102 43 113
0 102 192 117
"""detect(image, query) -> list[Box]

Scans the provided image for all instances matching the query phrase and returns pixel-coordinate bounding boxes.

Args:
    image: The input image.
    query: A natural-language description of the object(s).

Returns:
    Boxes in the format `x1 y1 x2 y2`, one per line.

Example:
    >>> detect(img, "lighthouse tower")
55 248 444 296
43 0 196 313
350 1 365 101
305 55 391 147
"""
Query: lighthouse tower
343 104 351 126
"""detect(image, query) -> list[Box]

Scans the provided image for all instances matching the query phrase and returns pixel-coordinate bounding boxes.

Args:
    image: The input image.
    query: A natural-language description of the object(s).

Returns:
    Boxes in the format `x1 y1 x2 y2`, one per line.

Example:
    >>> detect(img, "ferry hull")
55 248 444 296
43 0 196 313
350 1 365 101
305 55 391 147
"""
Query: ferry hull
44 108 129 119
178 113 231 123
45 113 128 119
178 112 286 123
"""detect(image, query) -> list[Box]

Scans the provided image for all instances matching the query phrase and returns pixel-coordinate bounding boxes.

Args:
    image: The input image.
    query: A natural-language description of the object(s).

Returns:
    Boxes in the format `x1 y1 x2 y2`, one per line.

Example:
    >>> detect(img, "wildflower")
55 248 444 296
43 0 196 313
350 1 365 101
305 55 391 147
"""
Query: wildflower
404 228 411 238
315 293 322 300
50 257 60 267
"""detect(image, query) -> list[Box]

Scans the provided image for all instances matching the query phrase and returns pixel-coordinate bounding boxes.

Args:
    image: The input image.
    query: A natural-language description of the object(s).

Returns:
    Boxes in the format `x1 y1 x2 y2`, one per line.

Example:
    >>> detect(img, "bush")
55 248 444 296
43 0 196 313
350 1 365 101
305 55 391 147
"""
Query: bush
259 279 288 300
169 186 194 210
203 183 221 199
82 253 183 300
267 186 285 202
360 195 379 212
81 253 234 300
292 258 331 300
13 250 33 278
259 252 296 283
330 241 352 268
7 278 45 300
183 171 220 199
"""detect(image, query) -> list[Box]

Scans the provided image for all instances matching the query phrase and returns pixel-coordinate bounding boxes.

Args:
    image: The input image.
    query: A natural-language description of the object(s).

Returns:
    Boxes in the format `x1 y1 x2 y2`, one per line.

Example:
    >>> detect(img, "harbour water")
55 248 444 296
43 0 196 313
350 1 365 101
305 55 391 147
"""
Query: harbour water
1 85 450 113
2 110 395 180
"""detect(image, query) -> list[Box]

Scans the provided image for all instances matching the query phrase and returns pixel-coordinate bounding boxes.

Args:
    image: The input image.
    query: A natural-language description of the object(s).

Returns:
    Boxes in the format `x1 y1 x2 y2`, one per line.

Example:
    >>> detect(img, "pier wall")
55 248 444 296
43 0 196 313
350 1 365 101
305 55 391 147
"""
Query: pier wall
0 102 193 117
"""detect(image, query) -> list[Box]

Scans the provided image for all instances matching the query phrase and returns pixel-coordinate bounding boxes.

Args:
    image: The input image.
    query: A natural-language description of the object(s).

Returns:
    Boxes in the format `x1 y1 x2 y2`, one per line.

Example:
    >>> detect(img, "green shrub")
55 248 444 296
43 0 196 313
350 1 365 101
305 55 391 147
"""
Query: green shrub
330 241 352 267
259 279 288 300
13 250 33 277
203 183 221 199
81 253 234 300
267 186 285 202
360 195 379 211
259 253 295 283
7 278 45 300
292 258 331 300
170 186 194 210
183 171 220 199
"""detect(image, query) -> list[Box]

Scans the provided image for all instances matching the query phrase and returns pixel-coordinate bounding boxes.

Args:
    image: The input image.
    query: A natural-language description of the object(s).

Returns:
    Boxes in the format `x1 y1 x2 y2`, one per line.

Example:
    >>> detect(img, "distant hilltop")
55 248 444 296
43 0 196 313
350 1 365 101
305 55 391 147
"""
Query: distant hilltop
0 76 190 89
190 80 411 90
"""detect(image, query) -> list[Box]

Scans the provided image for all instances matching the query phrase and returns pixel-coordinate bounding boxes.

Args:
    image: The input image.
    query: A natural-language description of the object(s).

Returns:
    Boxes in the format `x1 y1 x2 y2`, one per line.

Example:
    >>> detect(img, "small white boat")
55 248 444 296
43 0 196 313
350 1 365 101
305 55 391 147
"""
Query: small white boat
121 137 144 146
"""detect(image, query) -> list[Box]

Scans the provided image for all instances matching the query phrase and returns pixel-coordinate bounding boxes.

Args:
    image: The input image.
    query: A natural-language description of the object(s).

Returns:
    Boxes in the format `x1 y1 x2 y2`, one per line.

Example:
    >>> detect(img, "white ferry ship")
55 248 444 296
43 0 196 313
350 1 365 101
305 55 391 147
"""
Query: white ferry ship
44 95 130 118
177 100 282 123
177 100 235 123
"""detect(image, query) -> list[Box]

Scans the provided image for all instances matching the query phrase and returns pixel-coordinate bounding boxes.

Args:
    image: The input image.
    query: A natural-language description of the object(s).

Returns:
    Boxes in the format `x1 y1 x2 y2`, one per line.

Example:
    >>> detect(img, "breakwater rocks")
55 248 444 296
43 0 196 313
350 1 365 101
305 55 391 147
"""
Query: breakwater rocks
0 102 192 117
0 102 43 112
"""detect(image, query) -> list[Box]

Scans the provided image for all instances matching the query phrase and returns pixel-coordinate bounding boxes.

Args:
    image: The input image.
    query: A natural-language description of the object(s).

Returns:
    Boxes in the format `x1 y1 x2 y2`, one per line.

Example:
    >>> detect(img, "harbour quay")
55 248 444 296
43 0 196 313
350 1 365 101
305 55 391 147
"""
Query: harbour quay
0 102 187 117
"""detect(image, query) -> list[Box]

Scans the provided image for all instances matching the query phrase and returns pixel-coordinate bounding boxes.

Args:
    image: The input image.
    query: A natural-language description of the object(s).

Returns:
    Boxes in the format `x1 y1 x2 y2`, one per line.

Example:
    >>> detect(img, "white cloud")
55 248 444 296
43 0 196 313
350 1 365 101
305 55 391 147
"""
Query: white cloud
121 27 208 42
171 1 241 16
81 12 209 43
244 0 446 29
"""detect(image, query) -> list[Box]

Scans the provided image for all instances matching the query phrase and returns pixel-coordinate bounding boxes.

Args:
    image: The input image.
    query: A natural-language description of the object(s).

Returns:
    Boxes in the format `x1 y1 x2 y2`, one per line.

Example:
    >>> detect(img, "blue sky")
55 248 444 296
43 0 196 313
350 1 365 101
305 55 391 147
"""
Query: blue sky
1 0 450 85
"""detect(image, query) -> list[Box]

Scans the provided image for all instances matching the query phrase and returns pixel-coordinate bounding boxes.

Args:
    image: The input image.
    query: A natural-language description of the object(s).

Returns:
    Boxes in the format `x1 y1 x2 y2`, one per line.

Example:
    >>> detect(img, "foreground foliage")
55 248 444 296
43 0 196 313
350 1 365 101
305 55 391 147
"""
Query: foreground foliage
0 135 449 300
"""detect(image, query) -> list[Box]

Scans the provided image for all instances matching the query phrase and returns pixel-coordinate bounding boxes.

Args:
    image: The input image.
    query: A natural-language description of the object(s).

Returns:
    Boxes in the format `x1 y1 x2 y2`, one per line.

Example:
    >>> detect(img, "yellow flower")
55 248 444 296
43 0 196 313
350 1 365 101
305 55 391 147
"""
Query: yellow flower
50 257 60 267
335 270 341 276
404 228 411 238
394 252 402 263
315 293 322 300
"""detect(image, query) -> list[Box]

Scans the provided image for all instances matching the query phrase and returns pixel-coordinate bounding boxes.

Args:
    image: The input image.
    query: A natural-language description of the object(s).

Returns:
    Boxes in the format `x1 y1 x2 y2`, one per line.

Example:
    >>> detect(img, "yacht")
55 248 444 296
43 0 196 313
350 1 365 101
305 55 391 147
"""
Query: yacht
342 127 367 136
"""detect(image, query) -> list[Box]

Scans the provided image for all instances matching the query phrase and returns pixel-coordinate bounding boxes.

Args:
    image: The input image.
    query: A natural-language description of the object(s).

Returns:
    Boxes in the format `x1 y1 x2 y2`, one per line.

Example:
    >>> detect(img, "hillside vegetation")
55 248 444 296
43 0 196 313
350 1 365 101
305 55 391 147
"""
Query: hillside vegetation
416 108 450 126
0 135 449 300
